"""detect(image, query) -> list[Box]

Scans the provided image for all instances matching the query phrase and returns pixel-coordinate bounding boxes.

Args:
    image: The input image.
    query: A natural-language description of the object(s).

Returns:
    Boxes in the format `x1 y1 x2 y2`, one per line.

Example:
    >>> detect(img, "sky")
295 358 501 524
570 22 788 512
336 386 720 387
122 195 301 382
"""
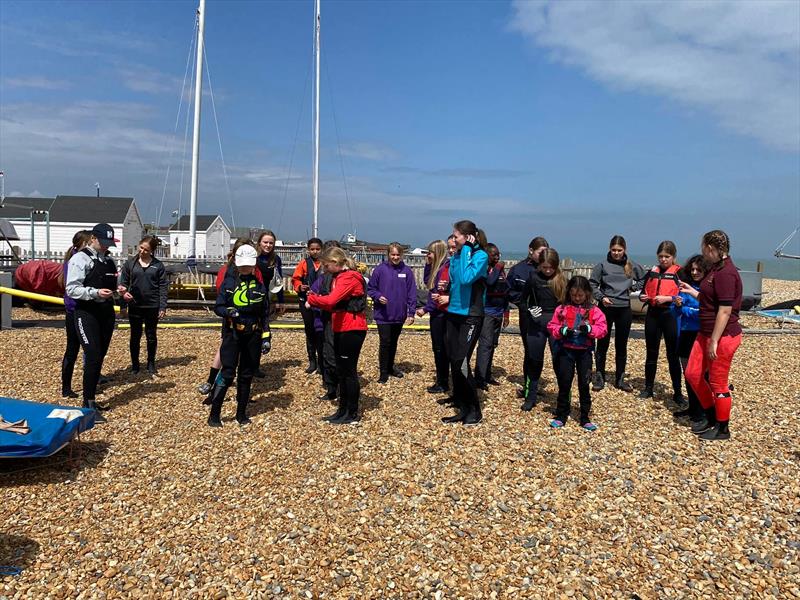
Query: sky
1 0 799 259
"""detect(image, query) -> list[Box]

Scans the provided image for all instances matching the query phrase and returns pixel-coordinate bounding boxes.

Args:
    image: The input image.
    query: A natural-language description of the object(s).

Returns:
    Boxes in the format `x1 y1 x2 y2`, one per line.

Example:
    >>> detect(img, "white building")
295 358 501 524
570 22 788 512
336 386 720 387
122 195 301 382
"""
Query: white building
0 195 143 258
169 215 231 258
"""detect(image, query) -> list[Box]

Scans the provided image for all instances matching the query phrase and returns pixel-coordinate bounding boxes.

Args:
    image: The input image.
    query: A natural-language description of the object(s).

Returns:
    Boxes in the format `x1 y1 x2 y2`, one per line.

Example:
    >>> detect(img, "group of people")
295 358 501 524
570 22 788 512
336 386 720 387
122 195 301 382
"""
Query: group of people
59 220 743 440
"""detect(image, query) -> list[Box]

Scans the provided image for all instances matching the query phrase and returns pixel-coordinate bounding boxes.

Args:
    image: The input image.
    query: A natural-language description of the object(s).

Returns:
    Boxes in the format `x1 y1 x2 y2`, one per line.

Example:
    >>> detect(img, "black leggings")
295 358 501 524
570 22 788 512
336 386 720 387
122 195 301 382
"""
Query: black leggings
299 302 323 367
334 330 366 412
595 305 632 379
429 314 450 389
75 304 115 402
129 306 159 366
678 329 701 418
523 321 555 401
377 322 403 375
644 306 682 394
62 310 81 394
555 347 593 424
322 320 338 391
446 313 483 417
475 314 502 384
518 309 530 385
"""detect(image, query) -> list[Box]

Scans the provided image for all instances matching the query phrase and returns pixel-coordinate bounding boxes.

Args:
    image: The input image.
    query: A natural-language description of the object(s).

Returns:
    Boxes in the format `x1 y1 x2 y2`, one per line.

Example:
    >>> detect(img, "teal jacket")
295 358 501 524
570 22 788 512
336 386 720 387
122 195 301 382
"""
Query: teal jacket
448 243 488 316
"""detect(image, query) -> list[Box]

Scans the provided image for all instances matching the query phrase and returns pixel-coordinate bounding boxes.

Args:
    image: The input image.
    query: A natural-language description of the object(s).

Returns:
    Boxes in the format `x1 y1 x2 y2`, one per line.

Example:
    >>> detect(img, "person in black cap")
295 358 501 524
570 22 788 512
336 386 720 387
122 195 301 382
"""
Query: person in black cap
65 223 119 423
206 243 272 427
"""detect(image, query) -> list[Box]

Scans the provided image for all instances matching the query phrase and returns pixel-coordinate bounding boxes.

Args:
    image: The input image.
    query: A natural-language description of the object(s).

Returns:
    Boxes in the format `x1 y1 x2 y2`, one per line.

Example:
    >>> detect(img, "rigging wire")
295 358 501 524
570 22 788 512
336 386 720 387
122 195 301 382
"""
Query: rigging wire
156 16 198 230
323 51 357 236
277 57 313 235
201 38 237 231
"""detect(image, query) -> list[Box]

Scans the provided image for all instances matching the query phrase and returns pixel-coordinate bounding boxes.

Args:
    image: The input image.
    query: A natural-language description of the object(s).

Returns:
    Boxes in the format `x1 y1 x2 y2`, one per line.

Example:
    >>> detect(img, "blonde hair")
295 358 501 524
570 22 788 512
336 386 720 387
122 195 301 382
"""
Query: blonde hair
321 247 356 270
539 248 566 303
386 242 404 258
426 240 447 290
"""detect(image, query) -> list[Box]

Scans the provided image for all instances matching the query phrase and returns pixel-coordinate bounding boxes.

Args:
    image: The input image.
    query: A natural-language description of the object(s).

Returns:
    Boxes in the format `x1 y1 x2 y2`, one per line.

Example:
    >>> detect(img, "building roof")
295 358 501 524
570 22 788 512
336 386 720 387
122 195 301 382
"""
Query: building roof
0 195 134 223
170 215 228 232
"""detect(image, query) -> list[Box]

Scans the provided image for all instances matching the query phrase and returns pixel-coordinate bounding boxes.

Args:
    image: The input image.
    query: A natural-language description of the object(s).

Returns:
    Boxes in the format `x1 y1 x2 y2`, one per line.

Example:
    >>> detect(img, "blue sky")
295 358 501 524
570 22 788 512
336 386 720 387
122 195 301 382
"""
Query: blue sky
1 0 799 260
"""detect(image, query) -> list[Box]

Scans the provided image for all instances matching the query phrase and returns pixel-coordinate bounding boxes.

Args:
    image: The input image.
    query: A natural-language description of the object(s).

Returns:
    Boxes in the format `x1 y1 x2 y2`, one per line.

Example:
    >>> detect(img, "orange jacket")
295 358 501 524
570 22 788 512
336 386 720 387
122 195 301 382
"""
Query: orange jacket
291 258 321 292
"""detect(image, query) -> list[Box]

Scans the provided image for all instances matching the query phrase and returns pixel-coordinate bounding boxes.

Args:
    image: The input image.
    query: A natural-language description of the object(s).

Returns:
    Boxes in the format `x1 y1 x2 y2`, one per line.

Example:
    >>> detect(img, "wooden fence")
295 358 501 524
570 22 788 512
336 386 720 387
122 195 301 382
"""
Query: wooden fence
0 247 596 291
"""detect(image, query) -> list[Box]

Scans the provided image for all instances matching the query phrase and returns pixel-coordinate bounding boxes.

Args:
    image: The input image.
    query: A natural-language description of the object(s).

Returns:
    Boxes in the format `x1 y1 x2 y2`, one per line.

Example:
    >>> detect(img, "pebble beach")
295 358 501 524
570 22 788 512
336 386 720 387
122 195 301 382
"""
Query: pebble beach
1 278 799 599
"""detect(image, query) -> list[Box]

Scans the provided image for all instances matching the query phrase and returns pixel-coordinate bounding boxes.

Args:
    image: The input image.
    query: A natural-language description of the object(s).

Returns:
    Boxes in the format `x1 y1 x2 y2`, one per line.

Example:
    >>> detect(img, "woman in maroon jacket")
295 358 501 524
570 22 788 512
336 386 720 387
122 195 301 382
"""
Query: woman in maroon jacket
681 230 743 441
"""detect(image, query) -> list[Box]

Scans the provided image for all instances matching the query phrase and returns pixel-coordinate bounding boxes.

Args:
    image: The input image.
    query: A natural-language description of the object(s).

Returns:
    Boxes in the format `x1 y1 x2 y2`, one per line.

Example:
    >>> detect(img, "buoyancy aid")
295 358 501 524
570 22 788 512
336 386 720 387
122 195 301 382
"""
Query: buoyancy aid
642 264 680 306
333 272 367 314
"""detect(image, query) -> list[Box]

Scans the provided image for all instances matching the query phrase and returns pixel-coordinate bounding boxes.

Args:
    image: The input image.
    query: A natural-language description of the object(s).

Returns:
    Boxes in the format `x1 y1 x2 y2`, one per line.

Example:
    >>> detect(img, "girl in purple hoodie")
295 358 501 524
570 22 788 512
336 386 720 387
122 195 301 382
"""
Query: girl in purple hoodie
368 243 418 383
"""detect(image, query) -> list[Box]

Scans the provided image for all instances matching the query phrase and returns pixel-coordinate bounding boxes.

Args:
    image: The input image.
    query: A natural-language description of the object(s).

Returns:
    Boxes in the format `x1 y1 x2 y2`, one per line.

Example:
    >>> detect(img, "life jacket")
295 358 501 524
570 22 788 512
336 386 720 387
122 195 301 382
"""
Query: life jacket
76 248 118 310
305 257 321 287
642 264 680 306
223 272 267 329
559 304 594 350
333 272 367 314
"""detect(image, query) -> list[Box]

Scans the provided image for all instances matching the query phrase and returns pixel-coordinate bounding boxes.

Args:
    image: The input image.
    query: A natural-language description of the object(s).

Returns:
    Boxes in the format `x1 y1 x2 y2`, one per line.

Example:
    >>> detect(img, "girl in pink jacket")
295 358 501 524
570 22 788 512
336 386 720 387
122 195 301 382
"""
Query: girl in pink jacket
547 276 608 430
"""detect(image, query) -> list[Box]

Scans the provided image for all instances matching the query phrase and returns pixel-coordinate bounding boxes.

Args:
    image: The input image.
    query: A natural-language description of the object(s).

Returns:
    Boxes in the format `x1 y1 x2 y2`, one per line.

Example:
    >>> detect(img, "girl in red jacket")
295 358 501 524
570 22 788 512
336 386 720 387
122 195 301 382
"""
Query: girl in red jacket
306 247 368 425
547 276 607 430
639 241 682 402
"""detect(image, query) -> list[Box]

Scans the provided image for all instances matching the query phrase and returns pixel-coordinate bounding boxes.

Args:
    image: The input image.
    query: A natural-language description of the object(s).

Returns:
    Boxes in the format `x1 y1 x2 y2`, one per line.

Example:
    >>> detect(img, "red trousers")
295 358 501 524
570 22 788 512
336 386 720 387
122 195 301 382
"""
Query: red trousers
685 333 741 421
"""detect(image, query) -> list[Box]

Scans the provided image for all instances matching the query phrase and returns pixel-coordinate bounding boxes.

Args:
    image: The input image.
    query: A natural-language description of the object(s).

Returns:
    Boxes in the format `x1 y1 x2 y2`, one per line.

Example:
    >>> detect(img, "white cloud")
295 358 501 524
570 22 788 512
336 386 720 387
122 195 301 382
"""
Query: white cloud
510 0 800 151
117 65 183 95
339 142 400 162
4 76 72 90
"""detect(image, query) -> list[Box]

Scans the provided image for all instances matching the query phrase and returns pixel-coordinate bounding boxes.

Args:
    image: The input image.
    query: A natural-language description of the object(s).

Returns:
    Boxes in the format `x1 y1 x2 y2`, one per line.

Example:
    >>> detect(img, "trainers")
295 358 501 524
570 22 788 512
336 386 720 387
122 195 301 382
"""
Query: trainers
130 365 140 375
581 422 598 432
389 369 404 378
549 419 565 428
672 392 686 407
377 374 389 384
487 378 501 386
614 375 633 392
207 417 222 428
520 398 537 412
691 417 715 434
591 372 605 391
237 417 252 426
699 422 730 441
516 387 525 399
639 387 654 399
198 382 212 395
476 381 489 391
62 390 79 399
427 384 448 394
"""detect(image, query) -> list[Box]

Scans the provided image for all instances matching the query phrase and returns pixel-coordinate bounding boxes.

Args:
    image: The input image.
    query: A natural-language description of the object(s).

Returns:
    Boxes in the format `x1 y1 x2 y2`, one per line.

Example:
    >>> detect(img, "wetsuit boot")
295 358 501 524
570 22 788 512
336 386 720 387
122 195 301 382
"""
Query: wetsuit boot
207 384 228 427
235 379 252 426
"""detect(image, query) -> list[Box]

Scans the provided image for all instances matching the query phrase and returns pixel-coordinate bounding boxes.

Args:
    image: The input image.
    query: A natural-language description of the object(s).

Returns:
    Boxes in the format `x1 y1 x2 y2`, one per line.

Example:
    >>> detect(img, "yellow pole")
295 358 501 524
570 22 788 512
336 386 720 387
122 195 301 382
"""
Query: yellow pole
0 286 120 312
117 322 431 331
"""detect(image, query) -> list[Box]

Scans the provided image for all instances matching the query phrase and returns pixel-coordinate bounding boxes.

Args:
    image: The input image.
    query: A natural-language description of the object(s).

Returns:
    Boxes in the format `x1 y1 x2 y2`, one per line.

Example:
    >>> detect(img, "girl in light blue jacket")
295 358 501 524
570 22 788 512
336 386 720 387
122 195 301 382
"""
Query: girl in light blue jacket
441 220 488 426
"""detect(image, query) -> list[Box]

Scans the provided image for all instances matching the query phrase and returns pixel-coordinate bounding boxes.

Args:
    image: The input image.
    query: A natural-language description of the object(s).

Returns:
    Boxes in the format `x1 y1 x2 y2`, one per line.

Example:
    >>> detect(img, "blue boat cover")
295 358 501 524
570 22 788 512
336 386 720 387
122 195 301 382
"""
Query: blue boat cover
0 397 95 458
757 309 800 324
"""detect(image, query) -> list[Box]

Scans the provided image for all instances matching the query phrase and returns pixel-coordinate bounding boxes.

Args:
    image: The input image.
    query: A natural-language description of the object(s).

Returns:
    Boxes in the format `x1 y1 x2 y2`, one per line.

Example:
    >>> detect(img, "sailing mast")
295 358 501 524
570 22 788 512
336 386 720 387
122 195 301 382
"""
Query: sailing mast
188 0 206 257
312 0 321 238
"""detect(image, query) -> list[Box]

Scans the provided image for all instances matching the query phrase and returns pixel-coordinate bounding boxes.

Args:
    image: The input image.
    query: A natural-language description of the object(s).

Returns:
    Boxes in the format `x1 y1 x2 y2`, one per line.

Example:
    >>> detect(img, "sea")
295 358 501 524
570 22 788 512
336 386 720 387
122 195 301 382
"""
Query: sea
502 252 800 282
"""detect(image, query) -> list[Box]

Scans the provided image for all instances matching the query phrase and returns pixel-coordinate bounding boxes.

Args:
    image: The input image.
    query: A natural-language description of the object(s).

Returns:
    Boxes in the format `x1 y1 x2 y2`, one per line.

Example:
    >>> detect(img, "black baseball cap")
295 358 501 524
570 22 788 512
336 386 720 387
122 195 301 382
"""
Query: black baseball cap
91 223 118 247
